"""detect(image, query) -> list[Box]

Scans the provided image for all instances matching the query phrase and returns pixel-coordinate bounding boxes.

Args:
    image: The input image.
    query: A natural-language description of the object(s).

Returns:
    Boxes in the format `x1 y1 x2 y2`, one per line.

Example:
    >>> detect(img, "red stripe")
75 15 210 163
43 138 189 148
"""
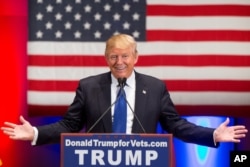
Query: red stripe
28 80 250 92
176 105 250 117
29 80 78 91
28 104 250 117
166 80 250 92
28 55 107 66
147 30 250 41
147 5 250 16
28 55 250 66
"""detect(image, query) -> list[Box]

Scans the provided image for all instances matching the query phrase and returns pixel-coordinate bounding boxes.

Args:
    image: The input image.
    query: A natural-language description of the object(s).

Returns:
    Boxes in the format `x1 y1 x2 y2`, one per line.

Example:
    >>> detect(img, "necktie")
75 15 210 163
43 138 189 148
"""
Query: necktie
112 87 127 133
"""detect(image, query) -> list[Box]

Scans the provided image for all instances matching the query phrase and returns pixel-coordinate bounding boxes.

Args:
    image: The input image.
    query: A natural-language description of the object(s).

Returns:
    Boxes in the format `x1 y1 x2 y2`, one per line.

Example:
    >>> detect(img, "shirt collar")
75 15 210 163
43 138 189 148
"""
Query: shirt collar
111 71 135 89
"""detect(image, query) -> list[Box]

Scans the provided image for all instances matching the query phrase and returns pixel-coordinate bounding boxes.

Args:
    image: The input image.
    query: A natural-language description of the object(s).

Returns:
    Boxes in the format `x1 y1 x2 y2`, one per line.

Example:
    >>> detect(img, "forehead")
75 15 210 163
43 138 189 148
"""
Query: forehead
107 47 134 56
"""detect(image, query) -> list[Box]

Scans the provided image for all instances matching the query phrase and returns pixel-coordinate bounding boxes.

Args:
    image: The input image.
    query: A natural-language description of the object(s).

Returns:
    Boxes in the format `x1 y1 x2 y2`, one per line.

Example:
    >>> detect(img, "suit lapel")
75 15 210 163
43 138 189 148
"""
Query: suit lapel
132 72 148 133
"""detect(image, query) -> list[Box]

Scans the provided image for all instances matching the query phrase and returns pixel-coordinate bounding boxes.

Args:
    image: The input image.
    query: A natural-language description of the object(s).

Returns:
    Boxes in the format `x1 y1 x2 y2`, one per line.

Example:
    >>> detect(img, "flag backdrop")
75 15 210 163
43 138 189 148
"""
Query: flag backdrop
28 0 250 117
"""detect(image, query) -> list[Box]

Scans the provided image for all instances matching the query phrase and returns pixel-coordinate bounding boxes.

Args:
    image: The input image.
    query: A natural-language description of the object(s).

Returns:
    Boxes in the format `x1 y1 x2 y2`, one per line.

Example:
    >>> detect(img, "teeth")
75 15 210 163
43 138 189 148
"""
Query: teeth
116 66 125 70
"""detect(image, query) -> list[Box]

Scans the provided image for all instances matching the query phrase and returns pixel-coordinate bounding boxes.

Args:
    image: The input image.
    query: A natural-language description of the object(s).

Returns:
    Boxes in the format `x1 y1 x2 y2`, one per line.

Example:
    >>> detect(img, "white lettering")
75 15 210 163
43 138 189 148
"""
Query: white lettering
234 155 247 162
74 150 88 165
108 150 122 165
65 139 92 147
92 150 105 165
126 150 142 166
146 150 158 165
74 149 159 166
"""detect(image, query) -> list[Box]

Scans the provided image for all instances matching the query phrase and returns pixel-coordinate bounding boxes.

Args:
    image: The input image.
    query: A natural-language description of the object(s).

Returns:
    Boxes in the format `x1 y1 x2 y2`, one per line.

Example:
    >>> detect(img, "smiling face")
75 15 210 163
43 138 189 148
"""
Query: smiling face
105 34 138 79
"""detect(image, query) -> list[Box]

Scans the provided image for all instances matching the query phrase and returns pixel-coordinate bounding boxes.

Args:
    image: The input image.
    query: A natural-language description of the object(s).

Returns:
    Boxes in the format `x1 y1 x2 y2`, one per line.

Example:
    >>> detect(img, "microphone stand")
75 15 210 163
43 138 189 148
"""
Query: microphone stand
87 77 146 133
86 78 125 133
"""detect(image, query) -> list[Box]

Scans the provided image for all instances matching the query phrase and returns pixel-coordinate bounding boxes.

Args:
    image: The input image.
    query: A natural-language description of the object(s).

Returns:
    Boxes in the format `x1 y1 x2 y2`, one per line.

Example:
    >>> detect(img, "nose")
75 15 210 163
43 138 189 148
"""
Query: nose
116 56 124 64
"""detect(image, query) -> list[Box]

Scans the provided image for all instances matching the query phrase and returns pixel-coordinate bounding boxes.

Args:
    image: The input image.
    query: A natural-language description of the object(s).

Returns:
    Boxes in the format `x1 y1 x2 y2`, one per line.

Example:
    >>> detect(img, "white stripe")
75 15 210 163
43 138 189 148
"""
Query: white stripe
137 42 250 55
28 91 250 106
170 92 250 105
147 0 250 5
27 66 250 80
28 42 250 55
28 41 105 55
28 66 110 80
28 91 74 105
147 16 250 30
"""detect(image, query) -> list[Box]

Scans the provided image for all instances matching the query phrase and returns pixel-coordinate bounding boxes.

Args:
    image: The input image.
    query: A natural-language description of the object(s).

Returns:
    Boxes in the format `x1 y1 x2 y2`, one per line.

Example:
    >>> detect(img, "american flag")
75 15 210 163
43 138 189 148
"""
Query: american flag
28 0 250 117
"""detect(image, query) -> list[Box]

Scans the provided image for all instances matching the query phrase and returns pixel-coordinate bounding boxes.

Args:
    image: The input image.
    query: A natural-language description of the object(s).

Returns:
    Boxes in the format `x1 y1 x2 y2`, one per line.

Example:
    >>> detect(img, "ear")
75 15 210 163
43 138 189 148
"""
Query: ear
134 53 139 64
104 55 109 64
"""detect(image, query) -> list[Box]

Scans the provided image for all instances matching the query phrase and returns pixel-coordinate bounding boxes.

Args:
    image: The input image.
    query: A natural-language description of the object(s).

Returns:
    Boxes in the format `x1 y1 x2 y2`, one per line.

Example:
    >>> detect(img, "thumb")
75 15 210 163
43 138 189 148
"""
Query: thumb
221 117 230 127
19 115 28 124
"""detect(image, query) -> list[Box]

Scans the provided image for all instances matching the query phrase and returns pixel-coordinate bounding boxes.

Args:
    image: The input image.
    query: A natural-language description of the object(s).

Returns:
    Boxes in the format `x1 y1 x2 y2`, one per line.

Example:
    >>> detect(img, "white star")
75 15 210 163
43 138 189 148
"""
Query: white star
133 0 139 2
103 22 111 30
65 5 73 13
113 13 120 21
94 31 101 39
74 31 82 39
94 13 102 21
55 30 63 38
55 13 63 21
64 22 72 29
83 22 91 30
74 13 81 21
56 0 62 3
36 30 43 38
114 0 119 2
123 3 130 11
113 31 120 35
84 5 91 13
36 13 43 20
75 0 81 3
95 0 101 3
37 0 43 4
46 4 53 13
104 3 111 12
132 13 140 21
123 22 130 29
132 31 140 38
45 21 53 29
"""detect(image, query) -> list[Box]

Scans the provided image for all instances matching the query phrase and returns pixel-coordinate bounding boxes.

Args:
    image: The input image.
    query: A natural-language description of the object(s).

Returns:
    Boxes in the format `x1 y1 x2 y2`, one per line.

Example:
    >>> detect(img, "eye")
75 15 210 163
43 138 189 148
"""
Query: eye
122 55 129 59
110 55 118 60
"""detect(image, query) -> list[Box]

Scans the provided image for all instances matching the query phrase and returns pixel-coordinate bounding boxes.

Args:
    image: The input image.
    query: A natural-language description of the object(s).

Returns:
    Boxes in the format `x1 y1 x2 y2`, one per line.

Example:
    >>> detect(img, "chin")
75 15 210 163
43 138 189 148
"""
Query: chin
114 73 127 79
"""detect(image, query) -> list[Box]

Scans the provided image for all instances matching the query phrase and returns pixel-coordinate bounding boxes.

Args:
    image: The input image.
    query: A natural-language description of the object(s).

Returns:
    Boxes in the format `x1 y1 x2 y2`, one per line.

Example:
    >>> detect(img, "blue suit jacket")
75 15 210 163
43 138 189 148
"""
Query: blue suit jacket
37 71 217 147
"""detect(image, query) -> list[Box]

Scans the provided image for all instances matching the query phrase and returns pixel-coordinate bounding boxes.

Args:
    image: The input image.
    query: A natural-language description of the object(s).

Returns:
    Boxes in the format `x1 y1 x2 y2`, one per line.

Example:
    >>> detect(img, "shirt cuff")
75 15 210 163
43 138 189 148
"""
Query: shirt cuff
31 127 38 146
213 130 217 146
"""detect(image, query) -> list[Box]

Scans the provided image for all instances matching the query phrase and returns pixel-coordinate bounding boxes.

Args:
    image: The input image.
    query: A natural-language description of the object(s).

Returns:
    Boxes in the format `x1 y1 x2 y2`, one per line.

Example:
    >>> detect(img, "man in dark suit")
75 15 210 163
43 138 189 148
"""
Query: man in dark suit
1 34 247 147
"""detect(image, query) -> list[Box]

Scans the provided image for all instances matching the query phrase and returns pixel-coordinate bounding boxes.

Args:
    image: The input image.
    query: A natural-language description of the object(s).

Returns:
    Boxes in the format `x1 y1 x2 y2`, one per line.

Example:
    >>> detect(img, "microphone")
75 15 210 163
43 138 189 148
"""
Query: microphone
118 78 146 133
118 78 126 88
86 78 126 133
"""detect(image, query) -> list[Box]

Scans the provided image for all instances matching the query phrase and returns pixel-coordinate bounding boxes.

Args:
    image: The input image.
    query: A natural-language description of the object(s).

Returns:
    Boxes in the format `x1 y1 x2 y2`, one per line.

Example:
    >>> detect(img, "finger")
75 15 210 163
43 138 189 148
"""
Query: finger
232 139 241 143
234 134 246 139
235 129 248 135
2 130 15 136
233 125 247 131
1 127 14 133
9 136 20 140
3 122 18 128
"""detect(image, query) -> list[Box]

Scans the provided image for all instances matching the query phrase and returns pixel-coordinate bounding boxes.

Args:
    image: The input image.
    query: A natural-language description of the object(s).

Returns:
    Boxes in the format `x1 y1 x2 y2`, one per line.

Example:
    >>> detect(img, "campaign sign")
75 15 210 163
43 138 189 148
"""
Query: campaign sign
61 133 173 167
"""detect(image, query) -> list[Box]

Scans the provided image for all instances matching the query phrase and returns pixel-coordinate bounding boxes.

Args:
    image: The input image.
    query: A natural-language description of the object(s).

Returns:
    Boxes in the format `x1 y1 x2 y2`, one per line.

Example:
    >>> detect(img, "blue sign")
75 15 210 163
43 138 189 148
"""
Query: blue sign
61 134 173 167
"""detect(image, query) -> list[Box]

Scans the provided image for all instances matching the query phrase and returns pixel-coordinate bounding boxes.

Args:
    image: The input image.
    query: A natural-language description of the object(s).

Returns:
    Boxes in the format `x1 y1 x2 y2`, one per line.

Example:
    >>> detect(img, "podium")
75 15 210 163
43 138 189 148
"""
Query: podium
61 133 174 167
